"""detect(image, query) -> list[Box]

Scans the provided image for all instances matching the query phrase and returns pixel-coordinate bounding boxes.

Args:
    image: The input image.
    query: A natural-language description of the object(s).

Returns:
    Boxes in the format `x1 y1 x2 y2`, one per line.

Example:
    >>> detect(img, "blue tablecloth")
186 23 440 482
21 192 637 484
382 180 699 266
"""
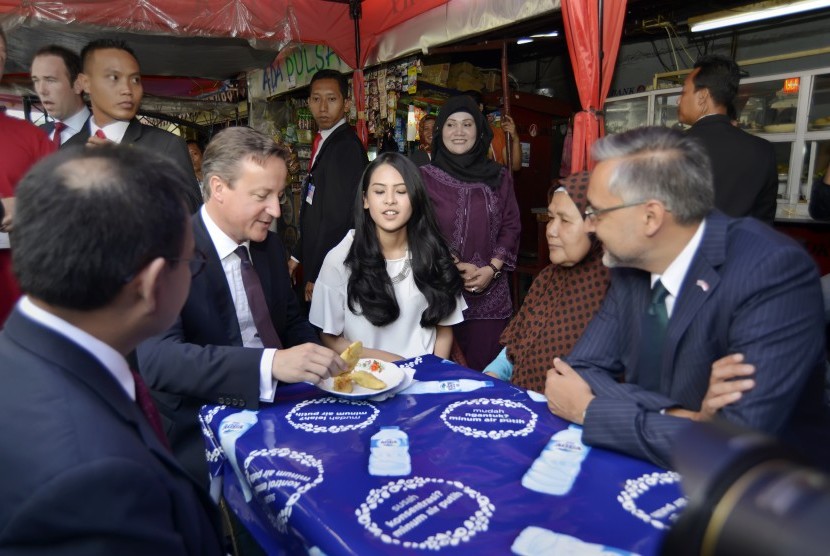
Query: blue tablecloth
200 355 685 555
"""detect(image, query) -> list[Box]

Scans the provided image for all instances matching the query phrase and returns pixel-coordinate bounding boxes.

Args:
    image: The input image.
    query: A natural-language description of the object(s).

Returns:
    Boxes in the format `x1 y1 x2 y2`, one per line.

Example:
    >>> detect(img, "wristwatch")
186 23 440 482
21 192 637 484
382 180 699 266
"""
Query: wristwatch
487 262 502 280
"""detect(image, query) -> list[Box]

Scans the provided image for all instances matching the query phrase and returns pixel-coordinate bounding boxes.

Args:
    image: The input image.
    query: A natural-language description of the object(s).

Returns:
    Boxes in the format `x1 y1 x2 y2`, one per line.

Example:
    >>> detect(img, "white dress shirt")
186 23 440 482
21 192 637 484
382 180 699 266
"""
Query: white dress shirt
89 117 130 144
200 206 277 401
51 105 90 145
650 219 707 318
18 296 135 401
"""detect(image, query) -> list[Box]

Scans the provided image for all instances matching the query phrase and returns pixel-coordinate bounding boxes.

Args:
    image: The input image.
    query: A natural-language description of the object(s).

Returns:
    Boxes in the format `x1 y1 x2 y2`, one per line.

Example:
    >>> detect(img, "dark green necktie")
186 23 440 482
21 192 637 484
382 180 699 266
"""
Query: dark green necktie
638 280 669 392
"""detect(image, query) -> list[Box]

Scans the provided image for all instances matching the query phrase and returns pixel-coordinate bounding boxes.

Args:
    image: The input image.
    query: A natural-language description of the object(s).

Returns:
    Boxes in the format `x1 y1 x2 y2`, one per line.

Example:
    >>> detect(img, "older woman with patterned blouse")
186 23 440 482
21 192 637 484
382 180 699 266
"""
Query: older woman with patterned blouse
420 95 521 370
484 172 610 392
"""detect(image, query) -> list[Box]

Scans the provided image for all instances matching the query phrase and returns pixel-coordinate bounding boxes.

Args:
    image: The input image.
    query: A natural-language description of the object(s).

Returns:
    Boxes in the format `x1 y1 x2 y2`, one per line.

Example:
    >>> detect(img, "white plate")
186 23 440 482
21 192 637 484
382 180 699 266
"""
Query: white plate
318 359 405 400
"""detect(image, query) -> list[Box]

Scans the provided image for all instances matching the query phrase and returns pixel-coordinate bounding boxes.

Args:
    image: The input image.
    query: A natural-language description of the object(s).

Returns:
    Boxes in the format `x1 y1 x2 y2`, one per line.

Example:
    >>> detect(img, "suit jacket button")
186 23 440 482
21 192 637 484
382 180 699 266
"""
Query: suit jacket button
218 397 225 405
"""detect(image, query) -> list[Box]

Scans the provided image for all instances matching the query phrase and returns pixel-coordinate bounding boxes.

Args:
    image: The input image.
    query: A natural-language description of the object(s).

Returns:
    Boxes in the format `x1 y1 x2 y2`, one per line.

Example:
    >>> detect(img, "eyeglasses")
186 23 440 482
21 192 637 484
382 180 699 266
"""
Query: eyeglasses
583 201 647 221
167 248 208 278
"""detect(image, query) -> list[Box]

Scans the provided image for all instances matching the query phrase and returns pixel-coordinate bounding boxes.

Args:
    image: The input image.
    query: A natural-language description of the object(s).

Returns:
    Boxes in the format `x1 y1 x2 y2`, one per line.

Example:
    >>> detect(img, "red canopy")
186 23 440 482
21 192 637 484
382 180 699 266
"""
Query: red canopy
0 0 449 70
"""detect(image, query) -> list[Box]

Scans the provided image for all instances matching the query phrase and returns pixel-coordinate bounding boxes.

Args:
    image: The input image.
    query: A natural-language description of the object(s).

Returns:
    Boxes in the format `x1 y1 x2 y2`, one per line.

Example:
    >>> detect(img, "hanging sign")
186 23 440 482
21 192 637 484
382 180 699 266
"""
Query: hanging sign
248 44 351 101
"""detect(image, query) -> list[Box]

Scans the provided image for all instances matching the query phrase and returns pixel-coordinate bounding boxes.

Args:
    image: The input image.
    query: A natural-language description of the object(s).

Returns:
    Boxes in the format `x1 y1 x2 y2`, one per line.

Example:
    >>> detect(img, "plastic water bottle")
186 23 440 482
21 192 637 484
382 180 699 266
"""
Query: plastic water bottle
511 526 639 556
403 378 494 395
368 426 411 477
218 410 259 501
522 425 591 496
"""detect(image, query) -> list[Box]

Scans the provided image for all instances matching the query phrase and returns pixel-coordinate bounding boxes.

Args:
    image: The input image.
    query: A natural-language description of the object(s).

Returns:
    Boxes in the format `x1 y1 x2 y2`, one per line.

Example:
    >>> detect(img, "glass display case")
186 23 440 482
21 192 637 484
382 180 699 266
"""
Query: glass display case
605 67 830 221
604 94 649 135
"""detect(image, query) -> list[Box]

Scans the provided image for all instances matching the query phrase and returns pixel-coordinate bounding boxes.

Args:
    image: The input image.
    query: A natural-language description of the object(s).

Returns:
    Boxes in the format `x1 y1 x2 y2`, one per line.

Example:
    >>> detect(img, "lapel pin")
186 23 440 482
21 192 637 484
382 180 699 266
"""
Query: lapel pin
695 279 709 292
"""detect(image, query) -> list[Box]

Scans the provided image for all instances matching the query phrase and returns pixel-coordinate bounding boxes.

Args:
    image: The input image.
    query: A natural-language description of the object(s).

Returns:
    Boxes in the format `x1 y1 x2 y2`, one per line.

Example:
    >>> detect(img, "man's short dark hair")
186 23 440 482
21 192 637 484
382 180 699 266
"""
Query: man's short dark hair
33 45 82 84
310 69 349 99
693 54 740 109
80 39 138 71
12 145 191 310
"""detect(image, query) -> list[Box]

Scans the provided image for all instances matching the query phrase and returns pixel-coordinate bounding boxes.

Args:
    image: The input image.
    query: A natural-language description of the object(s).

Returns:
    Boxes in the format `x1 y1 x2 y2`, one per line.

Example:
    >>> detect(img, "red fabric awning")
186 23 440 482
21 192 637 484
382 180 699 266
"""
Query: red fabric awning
562 0 626 171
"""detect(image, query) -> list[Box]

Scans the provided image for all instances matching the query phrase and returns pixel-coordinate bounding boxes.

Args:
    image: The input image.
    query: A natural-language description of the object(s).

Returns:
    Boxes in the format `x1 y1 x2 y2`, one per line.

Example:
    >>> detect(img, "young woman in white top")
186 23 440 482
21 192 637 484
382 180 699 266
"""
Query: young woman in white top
310 152 465 361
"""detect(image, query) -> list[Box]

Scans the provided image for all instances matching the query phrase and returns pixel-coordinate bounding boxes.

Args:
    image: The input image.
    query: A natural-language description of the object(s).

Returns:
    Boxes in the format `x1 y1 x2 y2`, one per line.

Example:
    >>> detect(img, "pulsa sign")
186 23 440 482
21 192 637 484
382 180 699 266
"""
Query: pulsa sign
249 44 351 100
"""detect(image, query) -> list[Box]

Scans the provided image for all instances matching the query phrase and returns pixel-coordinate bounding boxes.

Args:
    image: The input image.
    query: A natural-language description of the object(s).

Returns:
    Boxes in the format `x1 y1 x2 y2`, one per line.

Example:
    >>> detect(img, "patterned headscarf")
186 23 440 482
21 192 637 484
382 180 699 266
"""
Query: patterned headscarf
499 171 610 393
430 95 504 188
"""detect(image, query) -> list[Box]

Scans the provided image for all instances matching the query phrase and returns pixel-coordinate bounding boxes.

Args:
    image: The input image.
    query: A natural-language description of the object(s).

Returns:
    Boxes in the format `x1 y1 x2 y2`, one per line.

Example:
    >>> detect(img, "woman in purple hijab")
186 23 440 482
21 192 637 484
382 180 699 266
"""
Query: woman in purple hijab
420 95 521 370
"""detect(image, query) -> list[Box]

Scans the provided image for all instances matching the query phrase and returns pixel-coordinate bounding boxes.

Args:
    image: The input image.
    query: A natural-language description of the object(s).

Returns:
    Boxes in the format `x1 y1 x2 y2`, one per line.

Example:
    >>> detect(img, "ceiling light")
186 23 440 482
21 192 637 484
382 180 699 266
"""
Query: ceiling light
689 0 830 32
530 31 560 38
516 38 534 45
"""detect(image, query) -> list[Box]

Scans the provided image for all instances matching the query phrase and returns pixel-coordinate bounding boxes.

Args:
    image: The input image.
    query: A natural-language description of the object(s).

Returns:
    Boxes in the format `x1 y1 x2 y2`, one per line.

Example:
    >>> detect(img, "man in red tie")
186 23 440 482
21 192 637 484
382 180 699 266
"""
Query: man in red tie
30 45 89 147
137 126 347 485
288 69 368 303
0 144 225 554
64 39 201 211
0 28 56 326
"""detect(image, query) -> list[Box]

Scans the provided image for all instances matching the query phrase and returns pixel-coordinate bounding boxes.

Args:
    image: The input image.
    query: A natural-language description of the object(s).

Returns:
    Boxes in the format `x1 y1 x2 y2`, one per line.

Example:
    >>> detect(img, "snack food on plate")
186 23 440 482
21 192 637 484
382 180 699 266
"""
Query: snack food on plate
333 373 354 393
340 341 363 371
352 370 387 390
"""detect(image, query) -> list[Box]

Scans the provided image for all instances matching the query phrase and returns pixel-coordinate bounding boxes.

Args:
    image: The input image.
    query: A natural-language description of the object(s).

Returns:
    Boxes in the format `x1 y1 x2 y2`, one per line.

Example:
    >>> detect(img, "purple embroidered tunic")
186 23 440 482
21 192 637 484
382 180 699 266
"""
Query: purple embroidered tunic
420 164 520 320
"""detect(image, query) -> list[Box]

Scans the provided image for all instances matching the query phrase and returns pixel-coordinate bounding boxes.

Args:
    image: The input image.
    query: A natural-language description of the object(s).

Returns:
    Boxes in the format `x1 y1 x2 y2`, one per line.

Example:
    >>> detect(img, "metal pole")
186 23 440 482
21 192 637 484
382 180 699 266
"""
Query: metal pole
501 42 513 174
350 0 361 66
598 0 604 98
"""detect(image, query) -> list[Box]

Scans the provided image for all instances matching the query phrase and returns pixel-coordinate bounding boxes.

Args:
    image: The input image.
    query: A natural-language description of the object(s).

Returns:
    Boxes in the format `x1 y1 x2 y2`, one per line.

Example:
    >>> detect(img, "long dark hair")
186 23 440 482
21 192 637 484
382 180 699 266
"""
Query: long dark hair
345 152 462 327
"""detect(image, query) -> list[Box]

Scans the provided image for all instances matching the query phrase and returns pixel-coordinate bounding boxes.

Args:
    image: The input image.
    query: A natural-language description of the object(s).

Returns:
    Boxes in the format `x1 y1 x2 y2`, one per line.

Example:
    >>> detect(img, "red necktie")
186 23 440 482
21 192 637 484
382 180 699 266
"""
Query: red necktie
308 132 322 171
131 369 171 449
51 121 66 147
95 129 107 140
235 246 283 348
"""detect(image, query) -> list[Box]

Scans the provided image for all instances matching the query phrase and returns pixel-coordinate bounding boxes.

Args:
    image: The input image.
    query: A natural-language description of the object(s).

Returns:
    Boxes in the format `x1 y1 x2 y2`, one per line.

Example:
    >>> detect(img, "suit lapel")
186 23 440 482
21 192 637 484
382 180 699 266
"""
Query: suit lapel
122 118 143 144
192 213 244 346
310 123 347 172
3 309 186 471
662 212 728 391
68 116 92 145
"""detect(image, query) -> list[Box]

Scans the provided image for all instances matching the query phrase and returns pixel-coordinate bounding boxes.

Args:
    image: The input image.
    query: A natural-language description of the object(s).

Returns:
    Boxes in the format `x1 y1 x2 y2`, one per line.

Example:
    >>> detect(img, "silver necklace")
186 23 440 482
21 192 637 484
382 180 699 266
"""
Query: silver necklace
389 249 411 284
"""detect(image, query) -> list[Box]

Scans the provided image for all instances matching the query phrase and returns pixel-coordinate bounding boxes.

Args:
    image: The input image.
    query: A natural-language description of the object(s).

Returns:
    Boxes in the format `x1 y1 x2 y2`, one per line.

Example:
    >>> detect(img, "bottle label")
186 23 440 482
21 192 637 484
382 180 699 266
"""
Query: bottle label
440 381 460 392
372 438 409 448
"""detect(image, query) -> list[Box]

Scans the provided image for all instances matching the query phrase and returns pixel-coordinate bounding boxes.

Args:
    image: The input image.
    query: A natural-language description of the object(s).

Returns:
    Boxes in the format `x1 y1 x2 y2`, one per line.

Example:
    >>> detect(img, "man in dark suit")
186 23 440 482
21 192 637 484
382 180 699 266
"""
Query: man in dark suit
137 126 346 484
288 69 368 303
30 44 89 146
678 54 778 223
64 39 201 211
0 145 224 554
544 126 827 469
